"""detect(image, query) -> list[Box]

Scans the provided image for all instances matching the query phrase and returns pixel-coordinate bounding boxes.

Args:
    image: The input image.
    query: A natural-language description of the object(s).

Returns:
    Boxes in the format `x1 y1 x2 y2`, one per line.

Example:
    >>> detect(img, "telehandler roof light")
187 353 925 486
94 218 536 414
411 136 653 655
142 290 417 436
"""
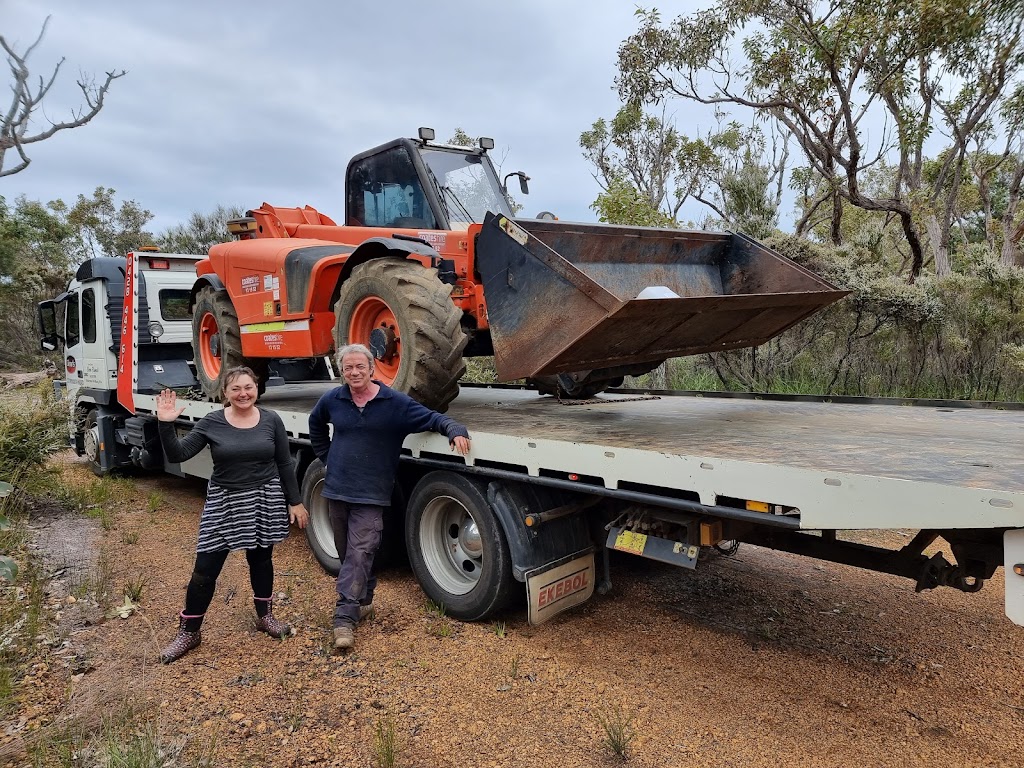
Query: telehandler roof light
479 136 494 150
418 127 435 142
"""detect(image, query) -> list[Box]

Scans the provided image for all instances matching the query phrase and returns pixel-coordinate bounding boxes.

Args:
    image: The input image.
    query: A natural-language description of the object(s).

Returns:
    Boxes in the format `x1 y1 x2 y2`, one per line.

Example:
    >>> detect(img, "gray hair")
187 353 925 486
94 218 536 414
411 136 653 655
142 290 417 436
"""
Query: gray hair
336 343 375 369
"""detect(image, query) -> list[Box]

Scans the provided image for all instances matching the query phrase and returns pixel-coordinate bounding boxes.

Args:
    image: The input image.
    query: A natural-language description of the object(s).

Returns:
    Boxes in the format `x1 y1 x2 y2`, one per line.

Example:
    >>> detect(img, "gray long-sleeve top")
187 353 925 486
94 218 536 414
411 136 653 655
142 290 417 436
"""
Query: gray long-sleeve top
157 407 301 505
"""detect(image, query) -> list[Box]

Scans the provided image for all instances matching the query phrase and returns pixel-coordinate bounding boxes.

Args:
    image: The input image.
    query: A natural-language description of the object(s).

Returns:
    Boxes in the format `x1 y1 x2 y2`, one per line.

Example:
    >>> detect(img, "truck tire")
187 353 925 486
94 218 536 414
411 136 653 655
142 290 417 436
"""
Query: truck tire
302 459 407 576
82 409 107 477
192 285 268 400
334 260 467 413
405 471 516 622
302 460 340 574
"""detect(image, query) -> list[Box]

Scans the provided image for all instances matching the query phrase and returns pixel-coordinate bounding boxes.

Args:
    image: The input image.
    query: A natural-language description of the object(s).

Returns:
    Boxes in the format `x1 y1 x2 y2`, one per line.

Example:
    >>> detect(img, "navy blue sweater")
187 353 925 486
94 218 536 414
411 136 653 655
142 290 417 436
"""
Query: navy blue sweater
308 382 470 506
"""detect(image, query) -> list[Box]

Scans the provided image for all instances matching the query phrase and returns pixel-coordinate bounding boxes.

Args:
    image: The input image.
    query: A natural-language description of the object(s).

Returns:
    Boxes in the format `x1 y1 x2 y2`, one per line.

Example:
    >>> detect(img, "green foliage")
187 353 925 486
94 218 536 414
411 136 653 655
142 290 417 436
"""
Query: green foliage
615 0 1024 277
582 103 784 232
28 708 216 768
0 187 155 368
591 176 678 227
372 711 400 768
157 205 246 255
638 234 1024 400
0 393 69 483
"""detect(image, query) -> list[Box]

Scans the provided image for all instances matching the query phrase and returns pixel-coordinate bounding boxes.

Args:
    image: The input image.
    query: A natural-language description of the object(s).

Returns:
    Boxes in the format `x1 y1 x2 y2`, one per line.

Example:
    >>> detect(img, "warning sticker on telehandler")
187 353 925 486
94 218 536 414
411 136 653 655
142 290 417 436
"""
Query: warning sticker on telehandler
497 216 529 246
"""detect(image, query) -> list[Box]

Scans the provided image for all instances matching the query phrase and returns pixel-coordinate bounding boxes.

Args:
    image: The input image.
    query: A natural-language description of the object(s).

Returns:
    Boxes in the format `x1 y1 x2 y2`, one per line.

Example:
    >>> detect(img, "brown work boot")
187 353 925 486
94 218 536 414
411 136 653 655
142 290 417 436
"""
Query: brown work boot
358 604 374 622
333 623 354 650
255 611 292 639
160 618 201 664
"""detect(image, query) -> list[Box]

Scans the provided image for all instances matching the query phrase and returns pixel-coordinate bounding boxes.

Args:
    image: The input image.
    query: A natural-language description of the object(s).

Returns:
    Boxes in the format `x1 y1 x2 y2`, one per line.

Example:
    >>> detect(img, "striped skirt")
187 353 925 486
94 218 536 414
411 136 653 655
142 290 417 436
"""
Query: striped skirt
196 478 290 553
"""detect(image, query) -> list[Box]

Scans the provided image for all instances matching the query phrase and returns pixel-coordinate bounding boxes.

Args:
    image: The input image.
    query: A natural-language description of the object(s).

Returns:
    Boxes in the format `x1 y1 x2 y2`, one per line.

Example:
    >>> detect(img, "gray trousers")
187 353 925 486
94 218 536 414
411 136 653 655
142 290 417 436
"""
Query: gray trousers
328 499 384 627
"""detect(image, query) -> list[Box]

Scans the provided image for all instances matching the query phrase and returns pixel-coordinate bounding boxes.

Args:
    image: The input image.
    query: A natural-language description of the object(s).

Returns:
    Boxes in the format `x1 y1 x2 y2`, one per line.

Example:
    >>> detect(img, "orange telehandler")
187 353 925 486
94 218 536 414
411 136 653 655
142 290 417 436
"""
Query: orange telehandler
189 128 847 411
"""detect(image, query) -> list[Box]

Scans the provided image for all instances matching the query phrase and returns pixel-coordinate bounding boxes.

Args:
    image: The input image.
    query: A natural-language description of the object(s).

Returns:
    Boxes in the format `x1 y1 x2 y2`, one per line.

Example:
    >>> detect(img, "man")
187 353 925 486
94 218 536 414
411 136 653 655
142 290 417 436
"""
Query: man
308 343 471 650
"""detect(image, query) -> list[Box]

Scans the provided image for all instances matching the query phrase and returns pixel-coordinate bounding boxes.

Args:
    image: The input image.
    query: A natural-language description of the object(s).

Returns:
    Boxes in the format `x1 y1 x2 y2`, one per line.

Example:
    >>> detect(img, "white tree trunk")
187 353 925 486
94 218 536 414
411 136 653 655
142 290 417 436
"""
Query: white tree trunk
924 214 951 276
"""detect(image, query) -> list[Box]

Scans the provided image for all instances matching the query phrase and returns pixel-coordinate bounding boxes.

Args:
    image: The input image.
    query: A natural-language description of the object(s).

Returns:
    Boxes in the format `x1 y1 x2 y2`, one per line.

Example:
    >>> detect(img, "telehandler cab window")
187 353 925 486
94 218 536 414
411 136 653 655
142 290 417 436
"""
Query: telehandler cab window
347 146 437 230
420 148 513 230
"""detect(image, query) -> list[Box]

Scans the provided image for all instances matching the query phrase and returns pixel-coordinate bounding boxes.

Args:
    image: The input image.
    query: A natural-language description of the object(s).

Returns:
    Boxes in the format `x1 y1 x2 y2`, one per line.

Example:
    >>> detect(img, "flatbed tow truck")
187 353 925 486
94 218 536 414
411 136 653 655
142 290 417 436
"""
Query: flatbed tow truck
37 250 1024 628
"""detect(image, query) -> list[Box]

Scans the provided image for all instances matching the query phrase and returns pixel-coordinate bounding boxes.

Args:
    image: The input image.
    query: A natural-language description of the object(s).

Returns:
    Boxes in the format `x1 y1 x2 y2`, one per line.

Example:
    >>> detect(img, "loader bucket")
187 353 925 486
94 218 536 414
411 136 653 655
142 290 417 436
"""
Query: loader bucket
475 214 849 381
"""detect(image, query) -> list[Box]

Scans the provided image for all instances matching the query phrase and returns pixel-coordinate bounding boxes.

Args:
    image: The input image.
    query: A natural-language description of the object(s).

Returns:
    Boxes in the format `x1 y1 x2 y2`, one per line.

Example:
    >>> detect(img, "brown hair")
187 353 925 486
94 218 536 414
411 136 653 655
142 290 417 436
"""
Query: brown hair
221 366 258 404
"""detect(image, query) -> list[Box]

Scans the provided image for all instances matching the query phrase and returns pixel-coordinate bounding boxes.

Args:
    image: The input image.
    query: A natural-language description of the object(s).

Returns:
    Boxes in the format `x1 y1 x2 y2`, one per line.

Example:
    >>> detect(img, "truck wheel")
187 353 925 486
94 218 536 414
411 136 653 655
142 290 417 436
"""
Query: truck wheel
192 286 268 400
405 471 516 621
302 460 340 574
302 459 407 576
334 260 467 413
83 409 107 477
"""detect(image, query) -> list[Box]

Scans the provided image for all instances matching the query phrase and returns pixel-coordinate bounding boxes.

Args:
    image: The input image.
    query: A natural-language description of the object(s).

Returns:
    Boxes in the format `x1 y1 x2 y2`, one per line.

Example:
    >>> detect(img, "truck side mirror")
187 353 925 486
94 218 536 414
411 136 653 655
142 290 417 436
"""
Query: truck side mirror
37 301 62 351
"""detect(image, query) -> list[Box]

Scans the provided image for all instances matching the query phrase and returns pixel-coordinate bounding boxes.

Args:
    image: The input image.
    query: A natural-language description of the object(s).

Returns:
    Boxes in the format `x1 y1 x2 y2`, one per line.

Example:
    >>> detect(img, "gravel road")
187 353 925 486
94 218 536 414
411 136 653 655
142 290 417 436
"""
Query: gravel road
3 457 1023 767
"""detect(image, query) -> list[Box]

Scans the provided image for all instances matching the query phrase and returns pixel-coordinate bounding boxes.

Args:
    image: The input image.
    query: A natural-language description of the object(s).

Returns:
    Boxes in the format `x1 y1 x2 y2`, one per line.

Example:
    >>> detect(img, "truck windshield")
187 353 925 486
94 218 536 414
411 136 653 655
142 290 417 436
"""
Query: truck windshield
419 148 513 231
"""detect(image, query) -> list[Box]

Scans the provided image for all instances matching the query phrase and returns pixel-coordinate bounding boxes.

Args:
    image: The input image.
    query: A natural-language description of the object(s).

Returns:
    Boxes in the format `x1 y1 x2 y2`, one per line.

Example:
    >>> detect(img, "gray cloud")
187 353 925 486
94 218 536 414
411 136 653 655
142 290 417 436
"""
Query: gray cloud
3 0 702 232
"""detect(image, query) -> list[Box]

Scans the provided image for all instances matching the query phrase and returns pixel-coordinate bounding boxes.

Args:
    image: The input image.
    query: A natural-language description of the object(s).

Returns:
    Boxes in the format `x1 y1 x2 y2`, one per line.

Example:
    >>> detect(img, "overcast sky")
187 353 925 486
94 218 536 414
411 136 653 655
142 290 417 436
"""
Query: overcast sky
4 1 707 234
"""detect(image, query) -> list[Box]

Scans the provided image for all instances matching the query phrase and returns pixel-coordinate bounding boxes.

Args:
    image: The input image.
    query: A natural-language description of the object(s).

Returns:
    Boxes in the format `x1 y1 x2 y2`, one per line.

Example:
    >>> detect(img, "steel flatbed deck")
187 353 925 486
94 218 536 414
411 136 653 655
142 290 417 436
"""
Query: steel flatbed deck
154 383 1024 533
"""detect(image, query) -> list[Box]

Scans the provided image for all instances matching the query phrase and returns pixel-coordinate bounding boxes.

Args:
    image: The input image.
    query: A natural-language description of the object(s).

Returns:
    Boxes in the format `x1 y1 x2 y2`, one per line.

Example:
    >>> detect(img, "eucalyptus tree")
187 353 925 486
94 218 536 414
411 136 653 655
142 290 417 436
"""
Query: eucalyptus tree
580 103 787 235
617 0 1024 279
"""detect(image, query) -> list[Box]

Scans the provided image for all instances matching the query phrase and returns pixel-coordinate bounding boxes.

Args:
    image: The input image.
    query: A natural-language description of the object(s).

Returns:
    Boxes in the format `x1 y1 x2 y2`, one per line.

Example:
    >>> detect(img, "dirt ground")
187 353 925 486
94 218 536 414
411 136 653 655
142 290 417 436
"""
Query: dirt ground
2 453 1024 767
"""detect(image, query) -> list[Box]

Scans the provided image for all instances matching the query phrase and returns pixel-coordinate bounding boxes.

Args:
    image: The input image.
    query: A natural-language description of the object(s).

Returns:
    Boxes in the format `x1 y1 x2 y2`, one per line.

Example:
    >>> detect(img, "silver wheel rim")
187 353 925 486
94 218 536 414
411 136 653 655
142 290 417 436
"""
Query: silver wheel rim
308 477 338 560
84 423 101 465
419 494 482 596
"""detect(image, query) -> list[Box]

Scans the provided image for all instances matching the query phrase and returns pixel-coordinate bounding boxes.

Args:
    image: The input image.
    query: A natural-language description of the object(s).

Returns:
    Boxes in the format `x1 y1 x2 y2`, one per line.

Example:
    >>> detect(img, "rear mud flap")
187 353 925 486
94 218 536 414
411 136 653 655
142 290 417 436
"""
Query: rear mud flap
1005 529 1024 625
525 550 596 625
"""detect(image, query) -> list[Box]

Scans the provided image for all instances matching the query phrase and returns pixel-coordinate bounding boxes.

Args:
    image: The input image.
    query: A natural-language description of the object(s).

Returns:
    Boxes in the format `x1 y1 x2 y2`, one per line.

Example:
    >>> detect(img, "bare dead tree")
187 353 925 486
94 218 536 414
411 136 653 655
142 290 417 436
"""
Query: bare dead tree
0 16 126 178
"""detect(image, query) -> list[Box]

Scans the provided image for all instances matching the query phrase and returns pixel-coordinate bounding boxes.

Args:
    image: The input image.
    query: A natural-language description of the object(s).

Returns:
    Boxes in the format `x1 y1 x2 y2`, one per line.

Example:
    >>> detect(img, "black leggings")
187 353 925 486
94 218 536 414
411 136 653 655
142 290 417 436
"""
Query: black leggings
182 546 274 624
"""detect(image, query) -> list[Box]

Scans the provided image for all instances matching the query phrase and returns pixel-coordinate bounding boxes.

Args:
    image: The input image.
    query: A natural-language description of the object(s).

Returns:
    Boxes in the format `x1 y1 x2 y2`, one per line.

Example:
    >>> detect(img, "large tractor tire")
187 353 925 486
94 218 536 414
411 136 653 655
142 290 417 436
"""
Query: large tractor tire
192 286 268 401
334 259 467 413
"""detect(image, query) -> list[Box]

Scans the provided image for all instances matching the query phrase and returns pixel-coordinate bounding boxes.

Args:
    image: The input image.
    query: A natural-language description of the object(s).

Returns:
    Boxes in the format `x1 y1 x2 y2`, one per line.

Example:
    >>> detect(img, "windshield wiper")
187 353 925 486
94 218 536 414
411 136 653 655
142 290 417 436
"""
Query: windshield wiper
423 165 453 222
441 185 475 223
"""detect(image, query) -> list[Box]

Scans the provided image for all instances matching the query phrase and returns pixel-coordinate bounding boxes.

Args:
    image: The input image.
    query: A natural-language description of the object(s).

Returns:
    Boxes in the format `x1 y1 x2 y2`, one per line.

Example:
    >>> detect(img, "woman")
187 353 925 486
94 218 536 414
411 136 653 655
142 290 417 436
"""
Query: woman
156 366 309 664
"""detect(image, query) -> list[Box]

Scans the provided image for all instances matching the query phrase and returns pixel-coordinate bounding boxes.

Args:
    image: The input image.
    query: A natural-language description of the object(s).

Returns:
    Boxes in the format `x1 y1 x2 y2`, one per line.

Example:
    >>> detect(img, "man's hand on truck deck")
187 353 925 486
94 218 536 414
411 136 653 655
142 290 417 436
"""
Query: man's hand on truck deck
450 436 471 456
288 503 309 529
156 389 186 422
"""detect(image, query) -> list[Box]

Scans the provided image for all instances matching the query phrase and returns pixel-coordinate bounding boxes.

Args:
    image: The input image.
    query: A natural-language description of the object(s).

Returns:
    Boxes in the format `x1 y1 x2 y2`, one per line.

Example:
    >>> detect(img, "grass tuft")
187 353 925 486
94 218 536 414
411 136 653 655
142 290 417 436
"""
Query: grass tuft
595 703 635 760
372 710 401 768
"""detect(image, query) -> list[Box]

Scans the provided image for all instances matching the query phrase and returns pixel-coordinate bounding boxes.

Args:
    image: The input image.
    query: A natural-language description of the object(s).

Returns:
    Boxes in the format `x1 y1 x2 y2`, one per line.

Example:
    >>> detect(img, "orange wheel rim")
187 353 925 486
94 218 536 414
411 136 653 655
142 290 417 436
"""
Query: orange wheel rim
349 297 399 383
198 312 222 378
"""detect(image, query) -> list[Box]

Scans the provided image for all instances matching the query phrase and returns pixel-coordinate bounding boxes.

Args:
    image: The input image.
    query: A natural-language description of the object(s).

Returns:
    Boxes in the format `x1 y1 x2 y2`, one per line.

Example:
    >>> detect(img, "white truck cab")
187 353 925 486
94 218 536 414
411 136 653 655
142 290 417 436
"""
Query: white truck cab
38 252 201 473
